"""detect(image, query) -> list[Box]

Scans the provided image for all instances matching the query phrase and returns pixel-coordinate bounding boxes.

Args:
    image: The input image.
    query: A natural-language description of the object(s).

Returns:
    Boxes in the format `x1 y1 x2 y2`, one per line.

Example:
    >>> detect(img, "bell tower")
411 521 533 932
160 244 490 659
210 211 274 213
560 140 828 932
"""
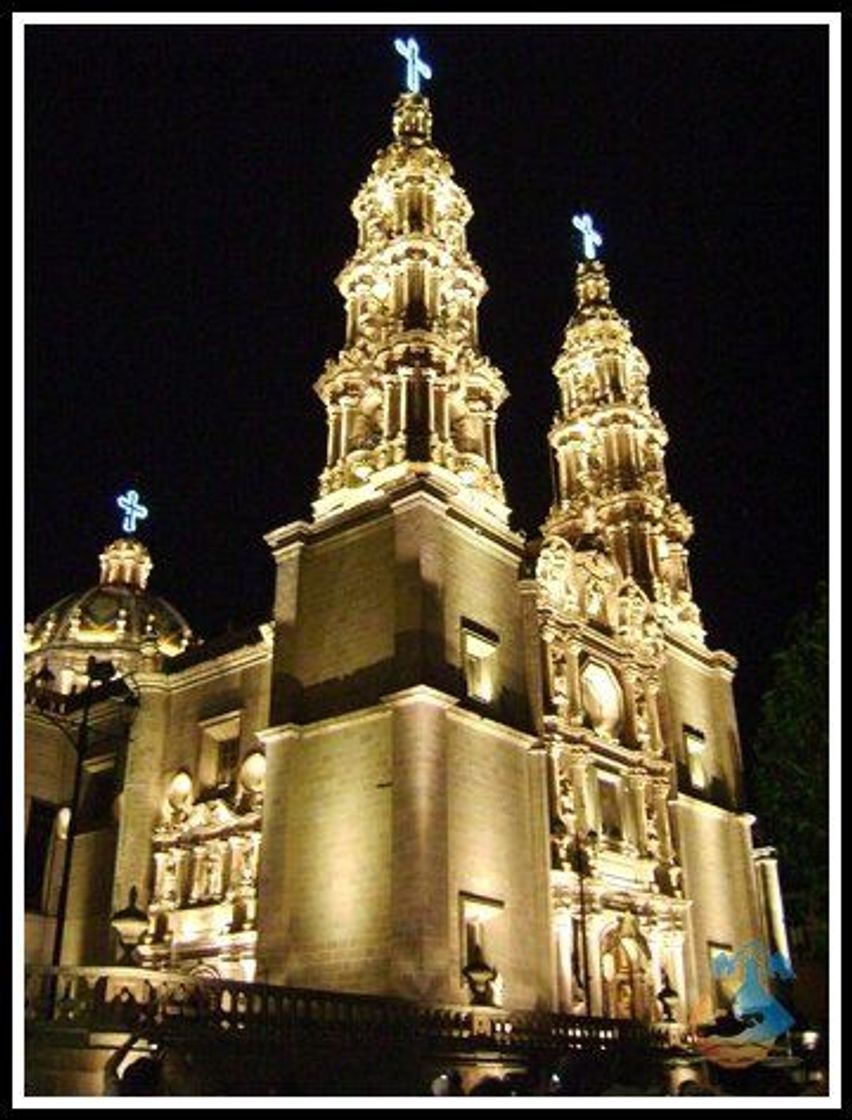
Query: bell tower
313 86 510 527
545 227 704 642
260 44 552 1008
534 217 756 1027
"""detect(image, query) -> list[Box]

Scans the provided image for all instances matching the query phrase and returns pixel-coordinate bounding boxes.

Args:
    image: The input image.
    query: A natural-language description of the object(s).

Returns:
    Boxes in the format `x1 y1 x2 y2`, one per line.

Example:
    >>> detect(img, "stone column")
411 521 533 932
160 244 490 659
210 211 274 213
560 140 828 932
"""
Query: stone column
556 448 569 504
399 372 410 432
753 847 792 963
569 752 591 835
426 373 435 435
546 740 563 830
628 773 649 855
382 380 392 439
645 929 663 1020
173 848 189 907
327 404 341 465
646 680 664 756
652 780 673 863
566 639 583 723
188 844 207 903
389 691 451 1002
110 673 170 923
433 382 447 441
669 931 688 1024
622 666 639 748
227 834 245 894
152 850 169 903
554 911 574 1012
484 413 497 471
585 909 605 1016
254 725 296 982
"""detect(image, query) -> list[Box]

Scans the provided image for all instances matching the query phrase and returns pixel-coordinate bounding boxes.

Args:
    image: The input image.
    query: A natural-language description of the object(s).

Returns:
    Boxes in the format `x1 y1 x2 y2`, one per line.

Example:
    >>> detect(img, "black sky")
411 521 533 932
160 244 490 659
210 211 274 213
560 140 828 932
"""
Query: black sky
23 22 830 756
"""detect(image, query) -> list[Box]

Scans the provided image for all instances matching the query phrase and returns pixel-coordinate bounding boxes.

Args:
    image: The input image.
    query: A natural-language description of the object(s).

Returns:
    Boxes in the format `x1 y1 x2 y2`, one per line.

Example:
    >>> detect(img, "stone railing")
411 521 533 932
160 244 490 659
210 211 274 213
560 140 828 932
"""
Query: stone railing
26 965 656 1056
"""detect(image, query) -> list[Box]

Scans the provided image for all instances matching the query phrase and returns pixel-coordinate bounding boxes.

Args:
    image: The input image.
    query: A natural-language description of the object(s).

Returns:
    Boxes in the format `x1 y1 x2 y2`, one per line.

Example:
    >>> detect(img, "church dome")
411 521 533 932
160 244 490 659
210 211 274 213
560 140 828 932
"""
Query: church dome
25 538 194 686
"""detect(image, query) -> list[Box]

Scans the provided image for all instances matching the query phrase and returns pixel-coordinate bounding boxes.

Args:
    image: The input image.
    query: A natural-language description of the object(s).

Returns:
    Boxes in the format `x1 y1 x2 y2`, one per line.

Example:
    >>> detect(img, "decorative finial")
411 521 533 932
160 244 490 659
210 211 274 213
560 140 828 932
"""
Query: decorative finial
572 213 603 261
117 489 148 535
394 37 432 94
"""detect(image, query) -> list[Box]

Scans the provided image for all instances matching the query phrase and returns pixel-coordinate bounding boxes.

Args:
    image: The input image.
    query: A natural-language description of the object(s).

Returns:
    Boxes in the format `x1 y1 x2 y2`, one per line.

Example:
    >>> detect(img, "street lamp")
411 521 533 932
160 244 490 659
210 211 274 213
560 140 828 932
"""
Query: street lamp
567 828 598 1015
26 656 131 968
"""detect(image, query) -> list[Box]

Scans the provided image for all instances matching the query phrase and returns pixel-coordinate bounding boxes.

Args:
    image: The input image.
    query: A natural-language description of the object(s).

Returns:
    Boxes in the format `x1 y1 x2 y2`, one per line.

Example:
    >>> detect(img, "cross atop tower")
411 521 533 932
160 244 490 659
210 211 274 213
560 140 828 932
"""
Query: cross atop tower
394 37 432 95
117 489 148 535
572 213 603 261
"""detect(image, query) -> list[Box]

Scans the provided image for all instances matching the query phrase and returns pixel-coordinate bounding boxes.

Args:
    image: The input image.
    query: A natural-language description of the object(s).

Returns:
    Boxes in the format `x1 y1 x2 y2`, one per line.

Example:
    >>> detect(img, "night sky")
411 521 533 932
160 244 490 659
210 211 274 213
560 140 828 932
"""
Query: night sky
23 21 829 761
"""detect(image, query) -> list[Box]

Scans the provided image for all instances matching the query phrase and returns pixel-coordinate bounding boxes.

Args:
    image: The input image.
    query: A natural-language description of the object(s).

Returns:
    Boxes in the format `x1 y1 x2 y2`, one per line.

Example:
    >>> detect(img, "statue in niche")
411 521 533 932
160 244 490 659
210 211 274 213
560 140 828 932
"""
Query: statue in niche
634 689 651 747
442 296 468 344
348 404 381 451
536 537 576 612
673 589 703 632
576 550 616 628
557 774 576 825
200 847 223 901
356 295 387 349
450 408 482 455
549 645 570 712
616 578 649 639
645 801 660 858
585 575 608 624
161 853 180 908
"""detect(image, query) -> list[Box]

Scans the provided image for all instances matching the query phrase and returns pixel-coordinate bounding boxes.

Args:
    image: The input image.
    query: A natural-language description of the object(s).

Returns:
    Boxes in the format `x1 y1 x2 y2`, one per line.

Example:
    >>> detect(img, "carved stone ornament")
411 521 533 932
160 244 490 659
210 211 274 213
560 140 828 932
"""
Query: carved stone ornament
536 536 578 613
575 550 618 627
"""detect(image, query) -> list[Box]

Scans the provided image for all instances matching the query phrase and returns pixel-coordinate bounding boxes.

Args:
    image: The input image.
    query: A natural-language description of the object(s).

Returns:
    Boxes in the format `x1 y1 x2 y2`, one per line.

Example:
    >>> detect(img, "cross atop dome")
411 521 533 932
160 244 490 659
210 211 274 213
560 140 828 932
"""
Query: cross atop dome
117 489 148 535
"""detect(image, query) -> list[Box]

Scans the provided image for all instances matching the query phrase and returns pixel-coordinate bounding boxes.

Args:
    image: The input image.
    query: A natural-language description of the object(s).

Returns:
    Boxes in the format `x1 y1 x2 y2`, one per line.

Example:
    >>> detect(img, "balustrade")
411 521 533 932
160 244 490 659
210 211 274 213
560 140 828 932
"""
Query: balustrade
26 964 658 1058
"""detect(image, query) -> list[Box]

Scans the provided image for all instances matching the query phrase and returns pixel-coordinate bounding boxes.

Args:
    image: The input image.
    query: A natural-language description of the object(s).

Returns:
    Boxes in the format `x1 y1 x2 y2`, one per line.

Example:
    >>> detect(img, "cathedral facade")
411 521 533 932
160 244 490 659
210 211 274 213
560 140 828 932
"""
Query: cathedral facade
24 82 789 1038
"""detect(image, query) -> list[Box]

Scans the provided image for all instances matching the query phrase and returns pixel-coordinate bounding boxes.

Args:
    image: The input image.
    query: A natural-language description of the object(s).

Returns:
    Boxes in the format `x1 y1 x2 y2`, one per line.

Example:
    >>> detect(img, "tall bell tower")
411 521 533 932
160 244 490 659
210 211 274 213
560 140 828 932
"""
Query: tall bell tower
313 87 510 527
259 45 553 1008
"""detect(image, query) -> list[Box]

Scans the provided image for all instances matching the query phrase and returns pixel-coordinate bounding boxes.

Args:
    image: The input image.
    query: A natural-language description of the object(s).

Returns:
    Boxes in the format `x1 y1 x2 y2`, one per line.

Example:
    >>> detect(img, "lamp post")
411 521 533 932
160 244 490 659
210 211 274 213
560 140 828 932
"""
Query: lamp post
26 656 131 968
568 828 598 1015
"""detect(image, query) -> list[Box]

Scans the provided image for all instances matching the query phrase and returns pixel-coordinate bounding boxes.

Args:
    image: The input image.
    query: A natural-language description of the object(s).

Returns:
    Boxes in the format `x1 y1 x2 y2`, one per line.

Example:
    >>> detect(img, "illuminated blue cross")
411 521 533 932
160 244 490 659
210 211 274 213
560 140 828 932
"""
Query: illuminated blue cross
117 489 148 534
572 213 603 260
394 37 432 94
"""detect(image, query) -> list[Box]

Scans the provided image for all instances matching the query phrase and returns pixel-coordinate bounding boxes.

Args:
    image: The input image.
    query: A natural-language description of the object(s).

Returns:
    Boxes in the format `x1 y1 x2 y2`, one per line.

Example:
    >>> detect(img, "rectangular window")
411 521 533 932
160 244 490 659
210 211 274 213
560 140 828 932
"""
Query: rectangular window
684 726 708 790
25 799 57 912
461 620 499 704
77 765 117 833
597 773 623 842
708 941 735 1012
198 710 243 792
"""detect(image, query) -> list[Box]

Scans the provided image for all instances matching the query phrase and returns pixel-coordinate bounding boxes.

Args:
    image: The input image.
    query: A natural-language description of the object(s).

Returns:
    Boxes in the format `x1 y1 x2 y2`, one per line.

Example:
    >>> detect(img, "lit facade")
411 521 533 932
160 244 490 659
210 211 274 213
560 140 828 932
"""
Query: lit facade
24 87 789 1036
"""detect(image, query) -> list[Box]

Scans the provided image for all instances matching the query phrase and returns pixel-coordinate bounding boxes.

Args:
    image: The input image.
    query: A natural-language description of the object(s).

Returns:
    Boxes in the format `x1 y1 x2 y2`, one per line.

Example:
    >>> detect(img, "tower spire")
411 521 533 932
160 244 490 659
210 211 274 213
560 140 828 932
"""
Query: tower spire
544 224 705 641
312 46 510 526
